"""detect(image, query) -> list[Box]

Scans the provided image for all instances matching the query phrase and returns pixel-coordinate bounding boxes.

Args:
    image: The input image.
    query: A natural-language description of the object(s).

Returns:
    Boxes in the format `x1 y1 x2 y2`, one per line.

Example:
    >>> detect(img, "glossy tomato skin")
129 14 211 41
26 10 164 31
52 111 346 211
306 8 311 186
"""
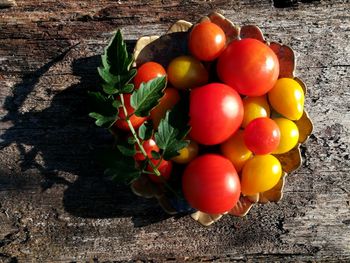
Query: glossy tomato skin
244 117 280 155
241 155 282 195
189 21 226 61
272 118 299 154
134 62 166 89
217 38 279 96
242 96 270 128
150 87 180 128
115 94 147 131
167 56 208 90
182 154 241 214
147 159 172 183
268 78 305 120
221 130 252 172
134 138 159 161
189 83 243 145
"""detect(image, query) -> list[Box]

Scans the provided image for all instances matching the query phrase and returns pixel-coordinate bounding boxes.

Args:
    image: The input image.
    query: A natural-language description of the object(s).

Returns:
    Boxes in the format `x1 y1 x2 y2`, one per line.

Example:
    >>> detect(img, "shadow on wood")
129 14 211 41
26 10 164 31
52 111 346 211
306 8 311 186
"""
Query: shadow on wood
0 50 171 227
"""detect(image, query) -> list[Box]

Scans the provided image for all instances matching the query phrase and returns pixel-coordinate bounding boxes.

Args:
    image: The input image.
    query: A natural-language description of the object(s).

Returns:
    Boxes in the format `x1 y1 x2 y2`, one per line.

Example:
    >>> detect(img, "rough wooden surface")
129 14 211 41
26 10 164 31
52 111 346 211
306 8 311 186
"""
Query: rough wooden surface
0 1 349 262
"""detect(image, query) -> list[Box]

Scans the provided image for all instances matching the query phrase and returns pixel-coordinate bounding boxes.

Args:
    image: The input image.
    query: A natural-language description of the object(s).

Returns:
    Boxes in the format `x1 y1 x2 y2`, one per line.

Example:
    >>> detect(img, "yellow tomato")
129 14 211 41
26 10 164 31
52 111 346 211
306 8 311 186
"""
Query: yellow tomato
242 96 270 127
268 78 304 120
220 130 252 172
241 155 282 195
272 118 299 154
167 56 208 90
172 140 199 164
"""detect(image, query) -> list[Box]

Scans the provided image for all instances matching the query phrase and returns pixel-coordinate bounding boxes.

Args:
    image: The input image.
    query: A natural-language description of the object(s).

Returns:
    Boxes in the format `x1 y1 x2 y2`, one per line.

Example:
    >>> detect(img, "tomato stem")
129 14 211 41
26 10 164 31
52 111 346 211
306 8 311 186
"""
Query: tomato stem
119 93 161 177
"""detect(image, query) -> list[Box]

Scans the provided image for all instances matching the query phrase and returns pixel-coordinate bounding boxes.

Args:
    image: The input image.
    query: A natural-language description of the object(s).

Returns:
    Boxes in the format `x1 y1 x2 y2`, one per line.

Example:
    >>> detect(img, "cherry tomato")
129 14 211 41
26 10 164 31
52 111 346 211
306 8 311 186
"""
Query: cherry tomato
147 159 172 183
217 38 279 96
188 21 226 61
115 94 147 131
150 87 180 128
167 56 208 90
242 96 270 128
268 78 305 120
241 155 282 195
182 154 241 214
220 130 252 172
272 118 299 154
189 83 244 145
172 140 199 164
244 117 280 155
134 138 159 161
134 62 166 89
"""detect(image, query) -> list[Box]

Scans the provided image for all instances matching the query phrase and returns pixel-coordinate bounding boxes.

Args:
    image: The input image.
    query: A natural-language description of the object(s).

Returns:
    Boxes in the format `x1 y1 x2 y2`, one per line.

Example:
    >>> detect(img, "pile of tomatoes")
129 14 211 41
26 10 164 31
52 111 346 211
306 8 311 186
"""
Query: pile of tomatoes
119 21 305 215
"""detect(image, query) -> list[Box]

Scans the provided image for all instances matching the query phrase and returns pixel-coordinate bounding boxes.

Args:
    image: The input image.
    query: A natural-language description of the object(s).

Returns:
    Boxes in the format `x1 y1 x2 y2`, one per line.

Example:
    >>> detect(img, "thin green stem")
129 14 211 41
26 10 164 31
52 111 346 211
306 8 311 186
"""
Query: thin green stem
119 93 161 177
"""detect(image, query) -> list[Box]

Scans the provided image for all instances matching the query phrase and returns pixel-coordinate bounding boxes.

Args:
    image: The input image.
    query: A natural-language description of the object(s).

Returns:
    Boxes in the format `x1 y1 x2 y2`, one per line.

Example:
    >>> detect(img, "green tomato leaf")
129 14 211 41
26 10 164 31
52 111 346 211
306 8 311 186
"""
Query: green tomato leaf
99 147 140 184
130 76 166 117
89 112 117 128
117 143 136 157
99 30 136 93
138 121 154 140
151 150 161 160
88 91 119 128
102 29 133 76
155 111 190 160
168 93 191 139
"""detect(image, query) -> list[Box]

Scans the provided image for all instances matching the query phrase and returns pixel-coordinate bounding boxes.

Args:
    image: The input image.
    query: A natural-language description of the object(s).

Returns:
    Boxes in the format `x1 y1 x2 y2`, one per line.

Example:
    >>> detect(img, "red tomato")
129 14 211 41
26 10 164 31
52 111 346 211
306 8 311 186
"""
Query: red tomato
115 94 147 131
217 38 279 96
147 159 172 183
189 21 226 61
182 154 241 214
150 87 180 128
244 117 280 155
189 83 244 145
134 138 159 161
134 62 166 89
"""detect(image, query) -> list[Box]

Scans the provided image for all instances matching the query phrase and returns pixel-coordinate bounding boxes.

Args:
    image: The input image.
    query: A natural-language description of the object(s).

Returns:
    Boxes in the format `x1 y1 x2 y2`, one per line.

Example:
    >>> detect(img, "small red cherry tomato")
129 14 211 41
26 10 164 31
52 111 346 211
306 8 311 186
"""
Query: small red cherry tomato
150 87 180 128
134 62 166 89
182 154 241 214
147 159 172 183
189 83 244 145
244 117 280 155
134 138 159 161
217 38 279 96
115 94 147 131
189 21 226 61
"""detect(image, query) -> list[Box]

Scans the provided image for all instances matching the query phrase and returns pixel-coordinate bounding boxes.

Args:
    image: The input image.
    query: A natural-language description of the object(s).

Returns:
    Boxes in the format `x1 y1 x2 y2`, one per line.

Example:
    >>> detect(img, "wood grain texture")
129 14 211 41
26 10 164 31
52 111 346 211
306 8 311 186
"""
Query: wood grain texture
0 0 349 262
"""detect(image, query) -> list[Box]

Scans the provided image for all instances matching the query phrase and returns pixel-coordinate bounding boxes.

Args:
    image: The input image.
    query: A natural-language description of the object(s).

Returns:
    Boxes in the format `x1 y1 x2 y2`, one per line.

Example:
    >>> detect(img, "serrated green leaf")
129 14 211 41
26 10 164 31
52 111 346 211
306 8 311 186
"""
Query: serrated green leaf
106 167 141 184
121 83 134 93
103 30 133 75
102 83 119 95
138 121 154 140
112 100 121 109
130 76 166 117
89 112 117 128
168 93 191 139
117 143 136 157
151 150 161 160
88 91 119 128
99 30 136 93
155 111 190 160
99 147 140 184
127 136 137 145
98 67 119 85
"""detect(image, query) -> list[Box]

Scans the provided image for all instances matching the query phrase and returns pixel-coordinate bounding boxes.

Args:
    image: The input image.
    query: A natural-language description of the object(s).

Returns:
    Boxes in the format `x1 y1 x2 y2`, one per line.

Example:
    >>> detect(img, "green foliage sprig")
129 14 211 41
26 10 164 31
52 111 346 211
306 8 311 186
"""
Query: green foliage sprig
89 30 190 185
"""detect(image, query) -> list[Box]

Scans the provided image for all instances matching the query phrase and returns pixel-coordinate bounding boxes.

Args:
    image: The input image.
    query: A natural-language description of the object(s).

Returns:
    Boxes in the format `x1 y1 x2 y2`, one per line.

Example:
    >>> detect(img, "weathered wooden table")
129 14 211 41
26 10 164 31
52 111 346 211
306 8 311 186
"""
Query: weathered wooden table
0 1 349 262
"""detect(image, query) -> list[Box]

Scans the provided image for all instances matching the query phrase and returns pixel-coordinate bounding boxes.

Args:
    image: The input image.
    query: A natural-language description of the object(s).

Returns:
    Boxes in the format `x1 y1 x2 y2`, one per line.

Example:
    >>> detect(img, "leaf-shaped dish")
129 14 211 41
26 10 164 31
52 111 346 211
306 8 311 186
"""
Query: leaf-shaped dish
131 12 313 226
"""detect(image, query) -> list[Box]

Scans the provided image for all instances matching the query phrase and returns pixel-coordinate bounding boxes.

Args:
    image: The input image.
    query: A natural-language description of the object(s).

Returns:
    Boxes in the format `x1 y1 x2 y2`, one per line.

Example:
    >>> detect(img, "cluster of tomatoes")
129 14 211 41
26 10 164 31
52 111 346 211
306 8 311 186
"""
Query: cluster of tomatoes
116 21 305 215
